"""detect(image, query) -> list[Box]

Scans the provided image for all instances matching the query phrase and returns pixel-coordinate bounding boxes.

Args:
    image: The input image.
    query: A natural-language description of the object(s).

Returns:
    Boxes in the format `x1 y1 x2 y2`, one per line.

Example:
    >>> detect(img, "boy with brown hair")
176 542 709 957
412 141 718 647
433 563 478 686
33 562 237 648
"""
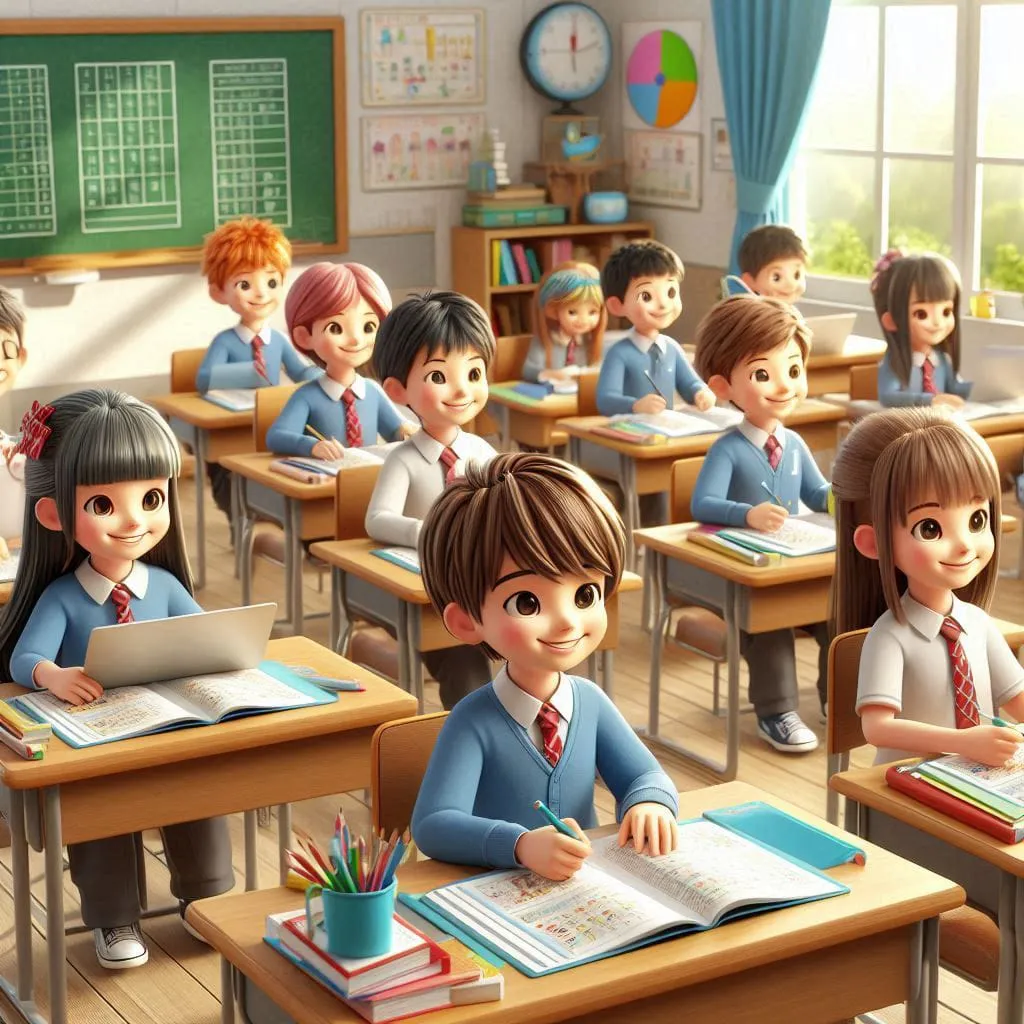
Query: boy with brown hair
412 452 678 880
737 224 808 304
691 295 830 751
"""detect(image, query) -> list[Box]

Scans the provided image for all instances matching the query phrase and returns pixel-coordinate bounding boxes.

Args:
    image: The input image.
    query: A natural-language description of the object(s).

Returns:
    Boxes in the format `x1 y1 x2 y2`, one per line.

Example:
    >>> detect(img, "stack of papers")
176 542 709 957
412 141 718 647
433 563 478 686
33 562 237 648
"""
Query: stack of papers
202 389 257 412
717 513 836 557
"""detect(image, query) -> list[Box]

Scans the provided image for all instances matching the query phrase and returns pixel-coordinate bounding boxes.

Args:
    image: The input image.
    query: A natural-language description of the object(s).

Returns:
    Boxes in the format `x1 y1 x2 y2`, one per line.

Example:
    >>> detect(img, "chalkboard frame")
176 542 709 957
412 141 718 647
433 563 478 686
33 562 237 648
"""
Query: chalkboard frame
0 17 348 276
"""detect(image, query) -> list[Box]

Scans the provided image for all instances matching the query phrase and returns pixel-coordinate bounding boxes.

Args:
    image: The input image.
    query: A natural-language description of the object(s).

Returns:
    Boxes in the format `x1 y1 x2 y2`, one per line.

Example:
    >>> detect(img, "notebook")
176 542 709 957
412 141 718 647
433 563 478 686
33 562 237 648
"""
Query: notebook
83 603 277 688
202 388 257 412
610 408 741 439
370 547 421 574
717 512 836 557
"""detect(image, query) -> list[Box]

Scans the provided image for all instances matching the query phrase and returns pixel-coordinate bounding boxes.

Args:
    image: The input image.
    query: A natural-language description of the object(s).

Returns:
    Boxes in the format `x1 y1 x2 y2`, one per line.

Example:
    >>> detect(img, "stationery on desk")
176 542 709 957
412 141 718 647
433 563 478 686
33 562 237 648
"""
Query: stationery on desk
270 446 384 483
201 388 257 412
686 526 782 567
370 546 422 574
0 699 51 760
715 512 837 557
608 406 743 439
404 807 848 977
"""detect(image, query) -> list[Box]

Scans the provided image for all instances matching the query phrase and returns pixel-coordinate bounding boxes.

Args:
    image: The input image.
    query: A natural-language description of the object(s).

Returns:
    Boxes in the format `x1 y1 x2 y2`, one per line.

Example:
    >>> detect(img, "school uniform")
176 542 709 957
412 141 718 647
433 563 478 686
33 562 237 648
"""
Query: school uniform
365 428 497 709
521 334 589 383
411 667 678 867
10 560 234 928
266 374 406 456
691 421 832 716
854 591 1024 915
876 349 972 407
195 323 321 516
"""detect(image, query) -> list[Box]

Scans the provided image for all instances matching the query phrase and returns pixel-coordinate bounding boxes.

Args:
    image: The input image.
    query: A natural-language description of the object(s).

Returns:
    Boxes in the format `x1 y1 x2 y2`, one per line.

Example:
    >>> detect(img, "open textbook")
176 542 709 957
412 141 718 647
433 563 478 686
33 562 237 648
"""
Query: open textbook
718 512 836 557
416 817 846 977
610 406 743 438
12 663 335 748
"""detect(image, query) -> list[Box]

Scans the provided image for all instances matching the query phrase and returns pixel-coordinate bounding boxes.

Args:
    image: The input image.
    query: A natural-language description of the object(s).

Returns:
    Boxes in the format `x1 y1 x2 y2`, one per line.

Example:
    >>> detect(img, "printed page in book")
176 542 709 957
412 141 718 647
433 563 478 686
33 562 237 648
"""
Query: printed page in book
610 410 720 438
155 666 323 722
922 744 1024 807
283 446 384 475
720 512 836 556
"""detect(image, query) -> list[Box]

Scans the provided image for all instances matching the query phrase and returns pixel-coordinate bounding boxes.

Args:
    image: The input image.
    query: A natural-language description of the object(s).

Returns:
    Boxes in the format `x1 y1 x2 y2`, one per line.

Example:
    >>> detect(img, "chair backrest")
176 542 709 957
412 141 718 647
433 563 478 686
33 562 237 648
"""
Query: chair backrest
827 629 869 757
849 363 879 401
253 384 299 452
370 712 448 837
669 457 704 522
983 431 1024 479
171 348 208 393
334 464 381 540
577 368 600 416
490 334 532 383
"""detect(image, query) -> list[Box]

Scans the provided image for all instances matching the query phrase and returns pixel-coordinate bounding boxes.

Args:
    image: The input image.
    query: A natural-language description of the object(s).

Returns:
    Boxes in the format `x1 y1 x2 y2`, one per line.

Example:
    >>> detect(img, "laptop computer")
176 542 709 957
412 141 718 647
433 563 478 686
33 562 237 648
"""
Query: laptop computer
958 343 1024 402
804 313 857 355
83 602 277 688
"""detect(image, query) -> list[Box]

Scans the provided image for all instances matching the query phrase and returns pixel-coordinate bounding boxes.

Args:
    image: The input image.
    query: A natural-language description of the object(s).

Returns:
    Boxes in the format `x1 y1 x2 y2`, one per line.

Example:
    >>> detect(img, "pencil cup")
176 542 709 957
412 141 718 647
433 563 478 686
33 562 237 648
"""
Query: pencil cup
305 878 397 958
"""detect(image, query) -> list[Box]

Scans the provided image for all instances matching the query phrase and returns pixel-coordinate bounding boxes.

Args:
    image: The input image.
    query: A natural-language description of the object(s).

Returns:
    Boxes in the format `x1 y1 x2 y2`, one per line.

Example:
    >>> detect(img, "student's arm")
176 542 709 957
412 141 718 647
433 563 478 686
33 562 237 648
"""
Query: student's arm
10 589 69 689
795 435 831 513
411 711 528 868
690 445 750 527
370 381 406 443
280 338 321 383
595 347 636 415
166 576 205 617
877 358 931 407
266 390 317 457
986 617 1024 718
671 345 707 406
521 338 547 383
364 452 421 547
942 353 973 399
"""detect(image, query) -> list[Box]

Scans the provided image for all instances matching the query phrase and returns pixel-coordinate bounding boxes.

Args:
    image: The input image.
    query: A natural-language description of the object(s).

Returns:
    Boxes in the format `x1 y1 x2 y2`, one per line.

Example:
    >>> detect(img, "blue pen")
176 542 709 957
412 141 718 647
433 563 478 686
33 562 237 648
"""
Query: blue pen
643 370 667 401
978 709 1023 730
760 480 785 507
533 800 583 839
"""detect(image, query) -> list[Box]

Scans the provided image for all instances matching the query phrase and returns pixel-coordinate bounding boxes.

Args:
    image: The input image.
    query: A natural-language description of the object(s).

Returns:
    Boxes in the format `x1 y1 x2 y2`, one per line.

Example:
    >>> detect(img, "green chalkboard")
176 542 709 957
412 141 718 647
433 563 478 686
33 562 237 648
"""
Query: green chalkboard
0 18 347 272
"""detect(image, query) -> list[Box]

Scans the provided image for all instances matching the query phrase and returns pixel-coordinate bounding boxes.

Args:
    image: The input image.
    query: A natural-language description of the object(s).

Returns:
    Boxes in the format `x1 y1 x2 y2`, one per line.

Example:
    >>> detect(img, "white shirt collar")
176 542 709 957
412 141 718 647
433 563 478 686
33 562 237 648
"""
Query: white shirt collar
74 559 149 606
900 590 966 640
911 350 938 368
737 418 786 452
492 664 574 730
627 327 667 355
318 373 367 402
410 427 471 465
233 323 272 347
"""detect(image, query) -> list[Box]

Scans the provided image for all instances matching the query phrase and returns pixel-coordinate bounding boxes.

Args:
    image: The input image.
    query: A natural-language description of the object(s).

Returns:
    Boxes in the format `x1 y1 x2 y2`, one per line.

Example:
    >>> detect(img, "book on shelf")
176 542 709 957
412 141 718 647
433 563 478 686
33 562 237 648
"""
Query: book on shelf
510 242 532 283
525 248 542 281
717 512 837 558
12 662 335 749
0 550 18 583
270 447 384 482
498 240 517 286
686 526 781 567
371 546 421 574
413 815 847 977
201 388 257 412
911 744 1024 823
463 205 566 229
490 240 501 287
468 184 547 204
886 763 1024 844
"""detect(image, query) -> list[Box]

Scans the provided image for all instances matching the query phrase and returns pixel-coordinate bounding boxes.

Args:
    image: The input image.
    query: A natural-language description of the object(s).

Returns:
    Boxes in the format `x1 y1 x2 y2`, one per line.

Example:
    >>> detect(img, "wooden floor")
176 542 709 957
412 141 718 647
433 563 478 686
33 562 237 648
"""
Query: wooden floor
3 472 1022 1023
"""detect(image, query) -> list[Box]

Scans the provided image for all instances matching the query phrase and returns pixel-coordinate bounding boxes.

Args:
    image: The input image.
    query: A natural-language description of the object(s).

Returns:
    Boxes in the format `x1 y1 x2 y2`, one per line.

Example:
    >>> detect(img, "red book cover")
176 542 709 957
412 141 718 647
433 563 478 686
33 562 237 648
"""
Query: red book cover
885 763 1024 844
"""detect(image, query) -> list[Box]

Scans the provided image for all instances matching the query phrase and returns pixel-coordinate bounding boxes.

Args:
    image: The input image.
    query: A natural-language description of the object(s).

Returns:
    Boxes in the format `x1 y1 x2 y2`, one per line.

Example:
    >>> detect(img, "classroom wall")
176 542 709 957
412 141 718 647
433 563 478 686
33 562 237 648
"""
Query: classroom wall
0 0 553 429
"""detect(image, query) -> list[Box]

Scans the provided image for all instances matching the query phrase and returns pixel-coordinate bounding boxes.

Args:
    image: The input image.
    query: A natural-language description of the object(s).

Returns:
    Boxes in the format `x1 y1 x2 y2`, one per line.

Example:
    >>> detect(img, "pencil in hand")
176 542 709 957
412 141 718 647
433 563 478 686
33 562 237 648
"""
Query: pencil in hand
642 370 667 401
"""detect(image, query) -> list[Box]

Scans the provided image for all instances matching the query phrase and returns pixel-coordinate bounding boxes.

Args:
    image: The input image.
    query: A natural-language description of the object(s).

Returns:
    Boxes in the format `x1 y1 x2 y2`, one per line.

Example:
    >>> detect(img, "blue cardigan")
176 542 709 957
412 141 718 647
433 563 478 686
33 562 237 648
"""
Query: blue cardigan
195 327 320 392
691 426 831 527
596 334 706 415
411 675 678 868
266 377 405 456
877 350 972 407
11 565 202 686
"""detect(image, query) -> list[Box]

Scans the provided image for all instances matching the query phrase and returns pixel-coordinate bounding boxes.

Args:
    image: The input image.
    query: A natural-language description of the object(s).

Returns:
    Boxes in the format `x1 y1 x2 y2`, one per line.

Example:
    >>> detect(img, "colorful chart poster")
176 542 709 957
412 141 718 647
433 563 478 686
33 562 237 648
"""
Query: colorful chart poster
621 22 702 134
361 113 484 191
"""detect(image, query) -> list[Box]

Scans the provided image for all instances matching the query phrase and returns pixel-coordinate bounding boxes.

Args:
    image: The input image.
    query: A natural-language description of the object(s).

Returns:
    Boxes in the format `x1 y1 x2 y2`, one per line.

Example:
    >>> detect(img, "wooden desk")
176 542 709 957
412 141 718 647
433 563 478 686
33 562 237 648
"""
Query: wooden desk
148 392 255 590
831 764 1024 1024
219 452 336 636
0 636 417 1024
805 335 886 396
189 780 963 1024
308 537 641 712
558 399 845 563
0 581 10 606
487 383 577 451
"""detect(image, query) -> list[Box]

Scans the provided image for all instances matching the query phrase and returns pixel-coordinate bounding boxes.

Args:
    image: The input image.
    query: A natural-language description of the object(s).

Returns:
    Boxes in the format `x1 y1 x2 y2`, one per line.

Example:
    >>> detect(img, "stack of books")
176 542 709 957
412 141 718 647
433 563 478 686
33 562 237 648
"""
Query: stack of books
711 513 837 558
463 182 566 228
265 906 503 1021
0 700 51 760
887 746 1024 843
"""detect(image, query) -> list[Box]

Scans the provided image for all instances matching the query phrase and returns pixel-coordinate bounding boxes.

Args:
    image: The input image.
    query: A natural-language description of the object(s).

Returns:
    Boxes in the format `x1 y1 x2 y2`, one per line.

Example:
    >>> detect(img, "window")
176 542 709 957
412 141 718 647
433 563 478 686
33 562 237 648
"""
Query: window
792 1 1024 315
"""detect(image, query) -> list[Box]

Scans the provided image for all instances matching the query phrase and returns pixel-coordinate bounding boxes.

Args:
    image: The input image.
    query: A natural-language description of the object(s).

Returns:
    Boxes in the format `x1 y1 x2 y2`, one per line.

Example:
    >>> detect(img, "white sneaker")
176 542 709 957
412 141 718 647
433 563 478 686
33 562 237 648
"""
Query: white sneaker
179 901 210 944
95 923 148 969
757 711 819 753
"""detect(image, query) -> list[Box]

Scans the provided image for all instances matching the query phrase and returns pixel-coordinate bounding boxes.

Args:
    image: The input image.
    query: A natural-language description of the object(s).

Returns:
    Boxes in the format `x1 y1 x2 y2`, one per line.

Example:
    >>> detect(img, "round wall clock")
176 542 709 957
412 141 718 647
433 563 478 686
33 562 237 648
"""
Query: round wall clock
520 2 613 112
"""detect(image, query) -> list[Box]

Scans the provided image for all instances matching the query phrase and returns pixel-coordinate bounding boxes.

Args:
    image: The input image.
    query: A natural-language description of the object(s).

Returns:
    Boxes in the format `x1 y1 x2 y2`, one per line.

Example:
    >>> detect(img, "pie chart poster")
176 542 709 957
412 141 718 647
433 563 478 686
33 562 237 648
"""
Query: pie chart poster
622 21 702 134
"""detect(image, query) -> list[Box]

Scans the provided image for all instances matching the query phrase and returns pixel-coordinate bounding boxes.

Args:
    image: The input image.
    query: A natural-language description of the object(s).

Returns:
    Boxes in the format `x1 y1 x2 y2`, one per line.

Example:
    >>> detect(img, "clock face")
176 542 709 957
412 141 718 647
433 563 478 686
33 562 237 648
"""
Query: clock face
521 2 613 103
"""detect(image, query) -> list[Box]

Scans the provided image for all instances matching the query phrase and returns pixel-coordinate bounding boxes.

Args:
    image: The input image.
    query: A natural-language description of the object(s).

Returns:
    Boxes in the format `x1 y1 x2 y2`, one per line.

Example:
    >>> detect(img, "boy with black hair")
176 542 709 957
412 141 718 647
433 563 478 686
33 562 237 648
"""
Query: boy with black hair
366 290 497 708
737 225 808 305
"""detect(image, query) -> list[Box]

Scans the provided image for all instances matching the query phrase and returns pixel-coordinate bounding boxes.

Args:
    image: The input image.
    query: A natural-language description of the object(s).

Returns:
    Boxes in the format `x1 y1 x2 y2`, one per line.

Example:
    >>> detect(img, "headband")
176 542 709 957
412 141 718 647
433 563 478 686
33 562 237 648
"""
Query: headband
539 271 601 308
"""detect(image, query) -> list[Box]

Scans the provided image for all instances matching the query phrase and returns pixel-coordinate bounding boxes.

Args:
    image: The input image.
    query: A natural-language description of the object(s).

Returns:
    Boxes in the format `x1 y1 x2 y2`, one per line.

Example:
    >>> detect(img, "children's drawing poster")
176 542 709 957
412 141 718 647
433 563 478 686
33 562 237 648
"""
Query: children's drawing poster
361 113 485 191
360 8 486 106
626 130 702 210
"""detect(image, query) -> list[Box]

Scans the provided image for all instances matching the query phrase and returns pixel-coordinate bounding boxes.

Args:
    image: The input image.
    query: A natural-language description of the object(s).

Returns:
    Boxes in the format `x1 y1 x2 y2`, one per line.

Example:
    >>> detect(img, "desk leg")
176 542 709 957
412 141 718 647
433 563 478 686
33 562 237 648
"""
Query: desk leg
244 810 258 890
408 606 425 714
618 452 639 573
601 650 613 699
194 431 208 591
43 787 67 1024
236 474 255 605
906 917 939 1024
1012 876 1024 1024
329 567 342 652
395 601 413 699
286 498 304 636
9 788 33 1002
221 958 236 1024
998 873 1022 1024
499 406 510 451
277 803 292 885
569 436 581 468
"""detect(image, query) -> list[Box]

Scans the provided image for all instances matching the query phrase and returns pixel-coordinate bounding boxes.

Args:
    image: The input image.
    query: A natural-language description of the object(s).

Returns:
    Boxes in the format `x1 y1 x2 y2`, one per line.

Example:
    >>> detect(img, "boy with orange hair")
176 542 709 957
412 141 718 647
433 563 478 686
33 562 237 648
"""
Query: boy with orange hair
195 217 320 513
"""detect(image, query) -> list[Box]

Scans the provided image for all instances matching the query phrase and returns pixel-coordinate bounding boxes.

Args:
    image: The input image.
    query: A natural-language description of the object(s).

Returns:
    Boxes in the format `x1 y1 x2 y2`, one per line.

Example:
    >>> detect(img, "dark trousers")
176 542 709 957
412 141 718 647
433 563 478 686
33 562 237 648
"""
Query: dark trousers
423 646 493 710
739 621 830 718
206 463 233 517
69 816 234 929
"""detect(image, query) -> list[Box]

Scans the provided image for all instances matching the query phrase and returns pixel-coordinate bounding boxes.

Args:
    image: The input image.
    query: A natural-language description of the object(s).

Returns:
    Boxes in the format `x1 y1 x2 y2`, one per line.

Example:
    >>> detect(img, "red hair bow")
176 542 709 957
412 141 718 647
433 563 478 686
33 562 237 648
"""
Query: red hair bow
15 401 55 460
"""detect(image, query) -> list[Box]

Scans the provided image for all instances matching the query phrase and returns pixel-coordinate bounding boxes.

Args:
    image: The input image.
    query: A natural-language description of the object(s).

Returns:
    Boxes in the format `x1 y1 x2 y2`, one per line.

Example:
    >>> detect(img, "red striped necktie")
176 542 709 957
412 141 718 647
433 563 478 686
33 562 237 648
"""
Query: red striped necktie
341 388 362 447
564 338 577 367
764 434 782 470
536 701 562 766
111 584 134 625
251 334 269 382
920 357 937 395
439 446 458 485
939 616 981 728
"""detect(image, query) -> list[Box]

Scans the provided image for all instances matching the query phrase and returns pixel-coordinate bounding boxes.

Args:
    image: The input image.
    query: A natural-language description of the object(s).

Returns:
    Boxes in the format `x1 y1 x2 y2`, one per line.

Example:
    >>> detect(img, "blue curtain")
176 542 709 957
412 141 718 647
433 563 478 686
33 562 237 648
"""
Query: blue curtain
712 0 832 273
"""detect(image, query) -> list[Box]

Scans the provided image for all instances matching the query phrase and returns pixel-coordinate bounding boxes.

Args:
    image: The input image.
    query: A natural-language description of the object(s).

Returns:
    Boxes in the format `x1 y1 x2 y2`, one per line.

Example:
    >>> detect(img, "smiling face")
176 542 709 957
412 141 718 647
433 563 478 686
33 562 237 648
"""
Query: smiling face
746 258 806 304
386 345 488 436
611 272 682 338
553 298 601 341
209 264 282 330
298 297 380 382
712 337 807 432
907 286 956 354
0 327 25 396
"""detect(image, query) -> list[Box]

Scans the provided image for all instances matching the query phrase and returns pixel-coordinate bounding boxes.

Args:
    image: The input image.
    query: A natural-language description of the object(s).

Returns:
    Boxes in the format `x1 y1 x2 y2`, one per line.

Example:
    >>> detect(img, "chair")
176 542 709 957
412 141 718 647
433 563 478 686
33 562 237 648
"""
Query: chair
370 712 448 846
577 367 600 417
253 383 299 452
170 347 207 393
848 363 879 401
826 629 1001 991
475 334 533 441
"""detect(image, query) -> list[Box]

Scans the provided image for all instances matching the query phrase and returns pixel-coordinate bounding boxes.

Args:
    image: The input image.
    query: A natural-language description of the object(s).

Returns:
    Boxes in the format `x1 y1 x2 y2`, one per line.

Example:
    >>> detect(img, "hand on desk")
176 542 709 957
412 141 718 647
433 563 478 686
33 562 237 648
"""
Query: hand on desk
312 437 346 461
618 802 679 857
397 421 419 440
693 388 716 413
960 724 1024 767
632 393 667 415
932 393 964 410
516 820 591 881
33 662 104 706
746 501 788 533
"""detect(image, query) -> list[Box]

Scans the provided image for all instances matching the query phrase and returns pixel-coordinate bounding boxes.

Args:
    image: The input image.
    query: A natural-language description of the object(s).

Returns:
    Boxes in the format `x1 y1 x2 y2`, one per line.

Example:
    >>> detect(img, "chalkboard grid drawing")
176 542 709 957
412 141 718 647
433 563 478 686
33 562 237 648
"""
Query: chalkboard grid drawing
361 112 484 191
626 129 701 210
360 8 486 107
209 59 292 227
0 65 57 239
74 61 182 233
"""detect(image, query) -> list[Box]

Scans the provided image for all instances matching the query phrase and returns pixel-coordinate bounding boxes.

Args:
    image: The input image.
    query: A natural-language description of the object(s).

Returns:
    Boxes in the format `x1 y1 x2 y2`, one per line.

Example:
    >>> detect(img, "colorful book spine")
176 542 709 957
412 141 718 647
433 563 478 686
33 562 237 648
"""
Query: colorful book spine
490 240 501 287
589 423 666 446
686 528 780 567
510 243 531 283
498 240 517 285
525 248 542 282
